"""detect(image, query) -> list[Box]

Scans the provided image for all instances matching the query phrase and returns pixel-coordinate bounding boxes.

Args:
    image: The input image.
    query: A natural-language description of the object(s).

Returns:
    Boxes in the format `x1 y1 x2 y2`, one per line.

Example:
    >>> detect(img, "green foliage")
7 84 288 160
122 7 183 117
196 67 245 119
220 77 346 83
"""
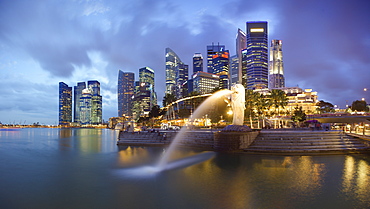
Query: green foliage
351 100 369 112
268 89 288 115
162 93 177 107
291 106 306 122
316 100 335 113
149 105 162 118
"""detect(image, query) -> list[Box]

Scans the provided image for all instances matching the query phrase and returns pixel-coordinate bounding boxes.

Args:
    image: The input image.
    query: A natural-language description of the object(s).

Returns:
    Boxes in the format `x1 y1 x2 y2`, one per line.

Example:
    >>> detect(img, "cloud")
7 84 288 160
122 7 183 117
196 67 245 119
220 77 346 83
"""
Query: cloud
0 0 369 124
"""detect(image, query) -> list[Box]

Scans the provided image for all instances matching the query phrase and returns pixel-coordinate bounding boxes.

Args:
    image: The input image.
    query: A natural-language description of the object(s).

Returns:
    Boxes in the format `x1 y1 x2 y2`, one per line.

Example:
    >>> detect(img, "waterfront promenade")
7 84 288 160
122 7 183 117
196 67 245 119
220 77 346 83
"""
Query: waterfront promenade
117 128 370 154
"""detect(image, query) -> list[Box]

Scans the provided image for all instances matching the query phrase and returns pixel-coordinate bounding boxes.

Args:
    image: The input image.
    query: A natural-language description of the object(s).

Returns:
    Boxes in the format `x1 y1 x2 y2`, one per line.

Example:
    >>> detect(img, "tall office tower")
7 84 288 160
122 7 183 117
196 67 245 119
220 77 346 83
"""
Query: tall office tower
269 40 285 88
165 48 184 96
87 80 102 124
192 71 220 95
73 82 86 123
244 21 268 89
207 43 230 89
132 81 152 120
139 67 155 89
230 54 239 85
59 82 72 125
139 67 157 105
118 70 135 119
176 63 188 98
236 29 246 84
79 88 92 125
207 43 229 75
193 53 203 74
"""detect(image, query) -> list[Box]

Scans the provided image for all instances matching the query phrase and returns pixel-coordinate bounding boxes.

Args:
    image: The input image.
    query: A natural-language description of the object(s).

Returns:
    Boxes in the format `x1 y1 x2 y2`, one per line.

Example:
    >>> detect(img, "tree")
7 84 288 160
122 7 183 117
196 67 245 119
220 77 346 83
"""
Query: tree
162 93 177 107
316 100 335 114
149 105 162 118
268 89 288 116
291 106 306 124
351 100 369 112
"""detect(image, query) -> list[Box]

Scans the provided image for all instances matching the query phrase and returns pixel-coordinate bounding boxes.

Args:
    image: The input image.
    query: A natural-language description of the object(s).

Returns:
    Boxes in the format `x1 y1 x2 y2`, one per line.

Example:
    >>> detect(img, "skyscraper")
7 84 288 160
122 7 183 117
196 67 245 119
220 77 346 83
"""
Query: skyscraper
229 54 239 85
79 88 92 125
207 43 229 75
88 80 102 124
193 53 203 74
139 67 157 106
244 21 268 89
118 70 135 118
269 40 285 88
207 43 230 89
59 82 72 125
235 28 246 84
132 81 152 120
176 63 188 98
74 82 86 123
165 48 183 95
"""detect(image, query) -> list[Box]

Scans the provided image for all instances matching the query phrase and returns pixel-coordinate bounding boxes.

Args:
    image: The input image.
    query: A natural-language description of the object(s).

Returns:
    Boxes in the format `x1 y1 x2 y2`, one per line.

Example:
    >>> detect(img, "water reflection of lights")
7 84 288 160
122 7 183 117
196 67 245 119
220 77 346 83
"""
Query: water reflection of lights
341 156 370 203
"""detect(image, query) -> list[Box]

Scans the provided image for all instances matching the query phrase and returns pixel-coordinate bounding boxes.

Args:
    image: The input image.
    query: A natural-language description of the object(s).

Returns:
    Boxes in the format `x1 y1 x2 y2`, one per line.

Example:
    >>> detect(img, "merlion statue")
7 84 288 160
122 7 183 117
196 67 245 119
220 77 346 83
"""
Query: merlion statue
231 84 245 125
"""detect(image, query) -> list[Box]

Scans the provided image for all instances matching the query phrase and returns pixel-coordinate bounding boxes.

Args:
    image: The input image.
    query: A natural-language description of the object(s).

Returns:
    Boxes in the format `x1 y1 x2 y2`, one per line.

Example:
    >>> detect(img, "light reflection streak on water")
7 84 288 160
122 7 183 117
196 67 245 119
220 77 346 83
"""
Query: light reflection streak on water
341 156 370 204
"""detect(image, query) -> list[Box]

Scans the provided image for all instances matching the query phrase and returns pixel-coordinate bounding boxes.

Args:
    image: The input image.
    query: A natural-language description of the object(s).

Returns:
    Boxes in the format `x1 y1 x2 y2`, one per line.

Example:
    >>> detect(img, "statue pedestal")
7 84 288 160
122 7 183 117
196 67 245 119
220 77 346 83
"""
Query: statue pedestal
213 125 259 152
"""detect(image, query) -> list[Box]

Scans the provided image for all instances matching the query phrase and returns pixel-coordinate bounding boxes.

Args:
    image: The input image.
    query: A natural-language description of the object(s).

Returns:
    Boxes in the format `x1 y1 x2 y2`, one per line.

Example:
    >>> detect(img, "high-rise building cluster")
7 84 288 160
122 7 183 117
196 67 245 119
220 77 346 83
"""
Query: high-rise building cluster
117 67 157 121
165 21 286 101
59 80 102 126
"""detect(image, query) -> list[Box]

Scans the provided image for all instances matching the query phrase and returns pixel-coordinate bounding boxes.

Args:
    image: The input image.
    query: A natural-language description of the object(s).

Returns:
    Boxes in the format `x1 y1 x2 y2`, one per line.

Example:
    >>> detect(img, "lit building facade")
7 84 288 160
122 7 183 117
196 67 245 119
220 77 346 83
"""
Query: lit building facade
255 87 319 114
269 40 285 88
193 53 203 75
59 82 72 125
192 71 220 94
73 82 86 123
132 81 152 120
79 88 92 125
244 21 268 90
207 43 229 74
230 54 239 85
236 28 246 84
139 67 157 105
88 80 102 124
165 48 183 95
176 63 188 98
118 70 135 119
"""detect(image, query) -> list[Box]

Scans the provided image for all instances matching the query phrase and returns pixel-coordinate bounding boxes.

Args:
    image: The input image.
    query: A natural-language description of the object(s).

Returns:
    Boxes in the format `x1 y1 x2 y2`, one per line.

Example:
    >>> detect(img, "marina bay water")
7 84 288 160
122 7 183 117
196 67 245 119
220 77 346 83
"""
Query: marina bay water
1 128 370 209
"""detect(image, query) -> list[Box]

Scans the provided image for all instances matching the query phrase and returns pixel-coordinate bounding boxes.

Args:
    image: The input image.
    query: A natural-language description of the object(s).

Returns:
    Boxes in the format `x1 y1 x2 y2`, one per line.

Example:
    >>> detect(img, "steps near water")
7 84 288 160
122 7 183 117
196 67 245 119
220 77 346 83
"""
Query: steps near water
244 130 370 154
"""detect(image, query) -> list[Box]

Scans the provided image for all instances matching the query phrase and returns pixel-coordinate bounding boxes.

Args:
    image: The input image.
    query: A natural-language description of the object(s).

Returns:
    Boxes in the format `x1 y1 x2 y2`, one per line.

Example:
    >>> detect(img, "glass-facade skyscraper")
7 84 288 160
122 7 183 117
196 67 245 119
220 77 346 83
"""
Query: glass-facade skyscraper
176 63 188 98
269 40 285 88
59 82 72 125
207 43 229 89
79 88 92 125
165 48 183 95
206 43 229 75
139 67 157 106
230 54 239 85
236 28 246 84
88 80 102 124
193 53 203 75
244 21 268 89
74 82 86 123
118 70 135 118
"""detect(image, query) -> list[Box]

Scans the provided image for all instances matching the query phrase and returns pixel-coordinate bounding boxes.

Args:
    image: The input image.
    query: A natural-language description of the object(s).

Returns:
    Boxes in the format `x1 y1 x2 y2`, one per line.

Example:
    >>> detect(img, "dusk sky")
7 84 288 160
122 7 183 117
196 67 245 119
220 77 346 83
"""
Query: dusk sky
1 0 369 125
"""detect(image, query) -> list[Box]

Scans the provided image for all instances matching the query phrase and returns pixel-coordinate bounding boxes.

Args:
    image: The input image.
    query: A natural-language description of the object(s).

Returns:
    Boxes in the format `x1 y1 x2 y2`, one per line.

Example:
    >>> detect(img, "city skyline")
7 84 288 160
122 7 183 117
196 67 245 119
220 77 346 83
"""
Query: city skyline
1 0 369 124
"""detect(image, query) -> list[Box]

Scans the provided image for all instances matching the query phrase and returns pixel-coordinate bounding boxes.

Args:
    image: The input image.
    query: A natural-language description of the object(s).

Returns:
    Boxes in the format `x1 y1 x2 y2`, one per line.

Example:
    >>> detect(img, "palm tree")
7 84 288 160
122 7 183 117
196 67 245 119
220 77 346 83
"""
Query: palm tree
162 93 177 107
269 89 288 116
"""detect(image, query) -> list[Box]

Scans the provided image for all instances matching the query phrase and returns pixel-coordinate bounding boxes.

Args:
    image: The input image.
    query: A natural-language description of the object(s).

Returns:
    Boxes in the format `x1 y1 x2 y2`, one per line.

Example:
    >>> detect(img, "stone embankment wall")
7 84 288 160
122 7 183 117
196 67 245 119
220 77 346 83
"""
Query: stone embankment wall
117 130 259 151
214 131 260 151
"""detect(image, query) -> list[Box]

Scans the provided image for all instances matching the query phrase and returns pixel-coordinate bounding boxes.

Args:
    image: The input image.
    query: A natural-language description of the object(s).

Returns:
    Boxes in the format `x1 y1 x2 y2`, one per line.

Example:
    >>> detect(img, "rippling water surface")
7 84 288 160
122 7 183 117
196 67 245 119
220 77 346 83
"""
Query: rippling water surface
1 128 369 209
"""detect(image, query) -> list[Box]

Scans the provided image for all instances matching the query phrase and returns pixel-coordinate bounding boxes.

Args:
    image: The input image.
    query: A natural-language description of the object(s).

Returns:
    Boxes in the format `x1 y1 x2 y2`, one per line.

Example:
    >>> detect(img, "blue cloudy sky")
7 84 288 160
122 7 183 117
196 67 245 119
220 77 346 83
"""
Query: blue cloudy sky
1 0 369 125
